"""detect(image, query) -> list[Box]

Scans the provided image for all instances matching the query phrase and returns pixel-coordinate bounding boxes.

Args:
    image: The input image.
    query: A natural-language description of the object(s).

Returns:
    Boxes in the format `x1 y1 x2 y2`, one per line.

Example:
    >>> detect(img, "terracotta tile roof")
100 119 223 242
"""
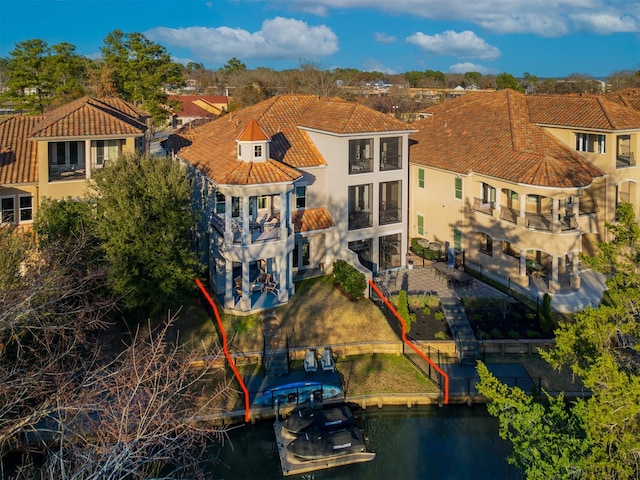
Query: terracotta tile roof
603 88 640 113
168 95 228 118
29 96 147 138
298 97 413 134
0 116 41 185
410 90 605 188
526 92 640 130
169 95 415 186
237 118 270 141
292 207 335 233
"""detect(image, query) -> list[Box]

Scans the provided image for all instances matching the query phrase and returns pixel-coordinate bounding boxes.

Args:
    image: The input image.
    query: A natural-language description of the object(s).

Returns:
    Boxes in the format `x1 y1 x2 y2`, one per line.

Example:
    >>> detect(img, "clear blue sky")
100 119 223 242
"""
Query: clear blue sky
1 0 639 78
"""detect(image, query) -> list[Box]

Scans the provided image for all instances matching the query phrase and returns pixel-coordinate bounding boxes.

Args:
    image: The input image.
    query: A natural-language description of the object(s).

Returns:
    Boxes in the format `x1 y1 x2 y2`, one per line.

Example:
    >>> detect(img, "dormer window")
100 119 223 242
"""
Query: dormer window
254 145 262 158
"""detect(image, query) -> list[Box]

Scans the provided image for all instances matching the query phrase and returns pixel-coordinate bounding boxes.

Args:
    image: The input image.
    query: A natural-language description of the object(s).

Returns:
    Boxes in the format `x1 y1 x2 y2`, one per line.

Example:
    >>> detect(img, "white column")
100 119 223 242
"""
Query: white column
280 192 288 239
242 196 250 244
85 139 92 179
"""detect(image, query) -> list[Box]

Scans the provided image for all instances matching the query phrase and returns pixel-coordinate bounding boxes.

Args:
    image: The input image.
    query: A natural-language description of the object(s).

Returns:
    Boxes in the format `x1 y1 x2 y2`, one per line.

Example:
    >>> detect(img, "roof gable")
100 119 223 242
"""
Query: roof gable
29 96 147 138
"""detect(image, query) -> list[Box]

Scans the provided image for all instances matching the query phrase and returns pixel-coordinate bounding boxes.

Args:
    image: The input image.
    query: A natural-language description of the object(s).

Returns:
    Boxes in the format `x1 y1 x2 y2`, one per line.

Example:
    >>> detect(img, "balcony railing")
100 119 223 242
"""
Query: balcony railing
348 210 372 230
578 199 599 215
379 207 401 225
49 164 86 182
349 158 373 174
525 212 578 231
499 207 518 224
616 152 636 168
210 214 282 244
380 154 401 171
472 197 495 216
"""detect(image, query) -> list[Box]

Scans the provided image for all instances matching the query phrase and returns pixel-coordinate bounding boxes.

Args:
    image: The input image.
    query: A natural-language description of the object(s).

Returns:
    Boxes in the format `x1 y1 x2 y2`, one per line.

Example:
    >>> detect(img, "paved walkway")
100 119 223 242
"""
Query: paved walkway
392 254 606 314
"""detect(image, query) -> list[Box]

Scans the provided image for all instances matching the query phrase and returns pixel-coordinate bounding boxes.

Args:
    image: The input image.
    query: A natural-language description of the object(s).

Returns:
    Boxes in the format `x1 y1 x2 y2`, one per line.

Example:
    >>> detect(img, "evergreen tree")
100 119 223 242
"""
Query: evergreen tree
93 152 201 318
477 202 640 479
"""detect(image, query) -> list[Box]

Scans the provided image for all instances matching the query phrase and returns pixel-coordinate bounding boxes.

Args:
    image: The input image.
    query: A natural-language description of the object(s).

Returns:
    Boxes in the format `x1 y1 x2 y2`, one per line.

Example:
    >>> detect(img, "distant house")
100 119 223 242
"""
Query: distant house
166 94 415 314
0 96 149 228
168 95 228 129
409 89 640 296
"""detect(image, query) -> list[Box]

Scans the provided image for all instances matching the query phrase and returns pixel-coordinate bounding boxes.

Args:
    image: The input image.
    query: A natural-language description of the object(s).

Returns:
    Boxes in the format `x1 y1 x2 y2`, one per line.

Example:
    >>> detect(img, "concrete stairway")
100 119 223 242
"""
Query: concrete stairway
440 297 482 366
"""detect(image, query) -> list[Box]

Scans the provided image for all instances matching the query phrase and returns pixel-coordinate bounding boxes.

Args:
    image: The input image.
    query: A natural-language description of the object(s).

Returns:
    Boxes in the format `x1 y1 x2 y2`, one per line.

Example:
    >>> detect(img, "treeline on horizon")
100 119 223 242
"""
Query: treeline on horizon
1 30 639 124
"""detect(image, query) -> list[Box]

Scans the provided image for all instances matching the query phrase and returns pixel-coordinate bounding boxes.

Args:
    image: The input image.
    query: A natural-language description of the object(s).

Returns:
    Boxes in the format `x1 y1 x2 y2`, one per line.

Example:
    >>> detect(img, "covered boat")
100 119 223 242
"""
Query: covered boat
287 426 367 461
282 404 354 435
254 381 342 406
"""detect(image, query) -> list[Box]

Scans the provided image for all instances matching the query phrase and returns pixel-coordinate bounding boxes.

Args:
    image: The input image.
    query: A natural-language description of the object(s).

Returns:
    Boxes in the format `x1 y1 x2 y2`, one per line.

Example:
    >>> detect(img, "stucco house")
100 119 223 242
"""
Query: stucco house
167 95 228 129
166 94 415 314
0 96 149 227
409 89 640 295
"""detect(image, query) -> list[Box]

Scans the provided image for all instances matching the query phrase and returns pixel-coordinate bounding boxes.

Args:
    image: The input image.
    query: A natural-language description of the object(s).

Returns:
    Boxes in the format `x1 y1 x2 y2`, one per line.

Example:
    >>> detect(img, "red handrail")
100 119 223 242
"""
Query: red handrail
195 278 251 422
369 280 450 404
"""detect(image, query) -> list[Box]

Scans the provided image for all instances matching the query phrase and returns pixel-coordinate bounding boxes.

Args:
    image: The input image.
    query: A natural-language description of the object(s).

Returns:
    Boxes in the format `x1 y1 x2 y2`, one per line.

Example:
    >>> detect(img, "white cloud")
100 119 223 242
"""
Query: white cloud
287 0 640 36
374 32 396 43
406 30 501 60
362 58 398 74
146 17 338 64
570 12 638 34
448 62 496 75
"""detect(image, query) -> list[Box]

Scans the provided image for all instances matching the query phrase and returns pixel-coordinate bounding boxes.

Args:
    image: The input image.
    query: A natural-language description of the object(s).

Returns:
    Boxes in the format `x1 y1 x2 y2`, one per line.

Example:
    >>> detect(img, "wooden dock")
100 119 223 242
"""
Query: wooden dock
273 419 375 476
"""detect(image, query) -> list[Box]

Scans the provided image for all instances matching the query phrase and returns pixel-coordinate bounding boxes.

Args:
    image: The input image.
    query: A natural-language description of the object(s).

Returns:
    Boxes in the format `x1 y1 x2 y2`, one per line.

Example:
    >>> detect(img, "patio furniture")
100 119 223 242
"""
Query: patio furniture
304 348 318 372
321 347 335 372
264 281 279 296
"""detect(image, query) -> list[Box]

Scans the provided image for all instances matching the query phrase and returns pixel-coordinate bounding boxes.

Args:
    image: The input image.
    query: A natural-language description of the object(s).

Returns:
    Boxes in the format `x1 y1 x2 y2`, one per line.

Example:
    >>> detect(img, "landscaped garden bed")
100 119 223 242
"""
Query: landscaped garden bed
461 296 553 340
389 292 452 341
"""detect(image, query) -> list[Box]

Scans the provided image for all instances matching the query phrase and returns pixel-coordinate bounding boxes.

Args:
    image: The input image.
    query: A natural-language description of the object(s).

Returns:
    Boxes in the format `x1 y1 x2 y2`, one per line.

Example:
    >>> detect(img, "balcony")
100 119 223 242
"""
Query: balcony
472 197 495 216
210 214 283 244
49 164 86 182
379 207 401 225
525 212 578 232
349 158 373 174
348 209 372 230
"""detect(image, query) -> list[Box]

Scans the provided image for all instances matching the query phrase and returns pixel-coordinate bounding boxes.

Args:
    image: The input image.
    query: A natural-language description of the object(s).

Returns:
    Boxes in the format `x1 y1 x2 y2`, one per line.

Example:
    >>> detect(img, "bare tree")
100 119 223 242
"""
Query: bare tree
1 228 235 479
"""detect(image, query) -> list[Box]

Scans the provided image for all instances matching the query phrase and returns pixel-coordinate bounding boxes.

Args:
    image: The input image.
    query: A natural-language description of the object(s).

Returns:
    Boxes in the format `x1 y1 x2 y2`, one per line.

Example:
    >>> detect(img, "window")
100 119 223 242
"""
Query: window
380 136 401 170
348 184 372 230
503 241 520 258
453 228 462 251
481 183 496 204
576 133 606 154
349 138 374 174
215 192 226 214
295 185 306 209
479 233 492 255
96 140 118 167
455 178 462 199
508 190 519 200
19 195 33 222
1 197 14 223
254 145 262 158
379 180 401 225
417 214 424 235
238 145 242 157
258 196 268 209
418 168 424 189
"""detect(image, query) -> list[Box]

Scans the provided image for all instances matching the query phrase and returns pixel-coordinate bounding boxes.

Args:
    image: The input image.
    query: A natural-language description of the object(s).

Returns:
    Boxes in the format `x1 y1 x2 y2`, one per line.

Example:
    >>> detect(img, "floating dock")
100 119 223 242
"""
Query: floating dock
273 419 375 476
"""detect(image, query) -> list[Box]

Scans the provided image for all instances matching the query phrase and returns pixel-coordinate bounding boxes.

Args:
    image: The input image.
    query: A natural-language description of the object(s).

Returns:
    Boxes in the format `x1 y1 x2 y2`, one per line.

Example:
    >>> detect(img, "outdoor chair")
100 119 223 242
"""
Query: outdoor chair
321 346 335 372
264 281 279 296
304 348 318 372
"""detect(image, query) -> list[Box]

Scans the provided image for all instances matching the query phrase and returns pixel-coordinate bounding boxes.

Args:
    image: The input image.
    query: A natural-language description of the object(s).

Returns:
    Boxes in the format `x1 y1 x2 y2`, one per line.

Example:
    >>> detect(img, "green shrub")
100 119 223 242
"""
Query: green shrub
424 294 440 308
422 306 432 316
539 293 553 332
486 312 496 322
489 328 504 339
435 331 449 340
472 313 483 323
434 311 445 322
507 330 521 340
332 260 366 299
409 295 426 309
526 330 540 339
397 290 410 324
512 312 522 322
478 330 490 340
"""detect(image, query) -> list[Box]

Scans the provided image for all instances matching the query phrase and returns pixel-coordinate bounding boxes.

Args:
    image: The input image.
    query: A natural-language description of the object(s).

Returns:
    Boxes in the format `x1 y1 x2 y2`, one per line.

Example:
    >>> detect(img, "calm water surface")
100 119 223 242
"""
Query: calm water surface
211 405 521 480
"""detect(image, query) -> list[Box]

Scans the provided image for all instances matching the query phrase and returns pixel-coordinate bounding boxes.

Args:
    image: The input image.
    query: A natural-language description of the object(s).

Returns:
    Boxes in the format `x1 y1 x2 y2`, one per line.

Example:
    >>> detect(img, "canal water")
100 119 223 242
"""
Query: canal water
210 405 521 479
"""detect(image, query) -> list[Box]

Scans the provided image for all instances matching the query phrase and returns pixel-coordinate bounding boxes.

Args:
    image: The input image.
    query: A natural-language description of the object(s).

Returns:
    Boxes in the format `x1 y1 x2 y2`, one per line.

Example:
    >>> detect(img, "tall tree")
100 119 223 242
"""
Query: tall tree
92 152 201 318
47 42 89 107
100 30 184 125
477 202 640 479
1 39 54 114
495 73 525 93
